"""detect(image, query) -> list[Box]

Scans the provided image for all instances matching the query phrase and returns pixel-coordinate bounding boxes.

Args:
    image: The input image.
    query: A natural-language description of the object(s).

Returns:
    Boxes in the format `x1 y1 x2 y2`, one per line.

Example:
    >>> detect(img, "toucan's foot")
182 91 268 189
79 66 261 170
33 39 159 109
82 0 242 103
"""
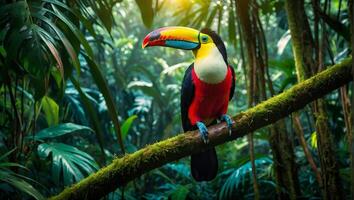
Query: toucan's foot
196 121 209 144
220 114 233 136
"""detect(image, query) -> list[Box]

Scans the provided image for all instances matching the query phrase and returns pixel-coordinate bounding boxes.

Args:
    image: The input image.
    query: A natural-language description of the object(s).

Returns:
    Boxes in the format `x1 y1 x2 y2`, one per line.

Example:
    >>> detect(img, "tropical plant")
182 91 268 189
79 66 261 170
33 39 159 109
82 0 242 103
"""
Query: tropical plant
0 0 352 199
0 149 45 200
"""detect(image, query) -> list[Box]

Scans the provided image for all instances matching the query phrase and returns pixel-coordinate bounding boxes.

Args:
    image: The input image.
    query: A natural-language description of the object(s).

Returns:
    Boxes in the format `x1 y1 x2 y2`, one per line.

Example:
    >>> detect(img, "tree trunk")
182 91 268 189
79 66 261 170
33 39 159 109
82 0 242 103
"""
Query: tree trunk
236 0 300 198
269 121 300 200
285 0 343 199
50 58 352 200
235 1 260 199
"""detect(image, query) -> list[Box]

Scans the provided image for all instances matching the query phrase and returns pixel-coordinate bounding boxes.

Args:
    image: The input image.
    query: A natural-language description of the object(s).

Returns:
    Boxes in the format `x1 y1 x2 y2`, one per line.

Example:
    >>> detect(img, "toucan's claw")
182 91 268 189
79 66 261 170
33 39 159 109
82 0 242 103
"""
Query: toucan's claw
220 114 233 136
196 122 209 144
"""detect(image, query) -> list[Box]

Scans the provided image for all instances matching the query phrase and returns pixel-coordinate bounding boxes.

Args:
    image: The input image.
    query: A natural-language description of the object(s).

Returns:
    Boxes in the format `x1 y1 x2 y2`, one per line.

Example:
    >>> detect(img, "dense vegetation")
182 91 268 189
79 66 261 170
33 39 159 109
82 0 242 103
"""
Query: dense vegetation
0 0 352 199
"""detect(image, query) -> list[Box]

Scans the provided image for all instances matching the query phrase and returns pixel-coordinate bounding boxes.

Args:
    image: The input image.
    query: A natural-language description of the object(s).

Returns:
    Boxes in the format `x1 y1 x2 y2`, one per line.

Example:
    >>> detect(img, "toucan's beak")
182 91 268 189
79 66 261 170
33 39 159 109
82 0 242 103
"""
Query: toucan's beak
142 26 200 50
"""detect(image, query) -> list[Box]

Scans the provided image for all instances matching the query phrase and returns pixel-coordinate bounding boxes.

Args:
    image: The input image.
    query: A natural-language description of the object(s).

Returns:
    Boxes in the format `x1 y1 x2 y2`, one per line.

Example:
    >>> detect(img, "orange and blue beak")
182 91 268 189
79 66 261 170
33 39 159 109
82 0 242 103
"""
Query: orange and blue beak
142 26 201 50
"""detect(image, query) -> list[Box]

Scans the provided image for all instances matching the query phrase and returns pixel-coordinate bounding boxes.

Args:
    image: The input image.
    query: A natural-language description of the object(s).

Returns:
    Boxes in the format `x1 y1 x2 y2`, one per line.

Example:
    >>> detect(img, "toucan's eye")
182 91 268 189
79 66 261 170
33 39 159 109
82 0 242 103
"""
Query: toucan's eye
201 36 208 43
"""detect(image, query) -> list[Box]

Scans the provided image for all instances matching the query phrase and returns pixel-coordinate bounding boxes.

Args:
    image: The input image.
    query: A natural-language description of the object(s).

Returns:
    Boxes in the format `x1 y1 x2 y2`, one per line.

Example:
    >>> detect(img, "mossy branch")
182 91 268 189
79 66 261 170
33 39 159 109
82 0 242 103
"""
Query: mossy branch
51 58 352 200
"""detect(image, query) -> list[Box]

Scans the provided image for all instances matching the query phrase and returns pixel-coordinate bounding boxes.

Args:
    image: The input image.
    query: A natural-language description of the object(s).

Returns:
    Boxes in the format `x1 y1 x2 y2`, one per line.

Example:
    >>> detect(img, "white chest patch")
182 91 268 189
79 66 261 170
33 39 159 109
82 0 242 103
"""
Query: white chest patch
194 47 227 84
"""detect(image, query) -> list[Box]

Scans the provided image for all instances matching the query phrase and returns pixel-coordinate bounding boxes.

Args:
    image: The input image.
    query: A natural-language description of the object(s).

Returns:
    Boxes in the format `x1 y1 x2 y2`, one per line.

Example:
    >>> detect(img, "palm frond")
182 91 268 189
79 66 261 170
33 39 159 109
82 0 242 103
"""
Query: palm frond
219 157 273 199
37 142 99 186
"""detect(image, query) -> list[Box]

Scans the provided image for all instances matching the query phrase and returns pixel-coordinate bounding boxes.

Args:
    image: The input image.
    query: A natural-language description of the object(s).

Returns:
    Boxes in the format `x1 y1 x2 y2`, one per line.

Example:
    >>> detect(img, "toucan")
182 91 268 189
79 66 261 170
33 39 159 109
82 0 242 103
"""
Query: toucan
142 26 235 181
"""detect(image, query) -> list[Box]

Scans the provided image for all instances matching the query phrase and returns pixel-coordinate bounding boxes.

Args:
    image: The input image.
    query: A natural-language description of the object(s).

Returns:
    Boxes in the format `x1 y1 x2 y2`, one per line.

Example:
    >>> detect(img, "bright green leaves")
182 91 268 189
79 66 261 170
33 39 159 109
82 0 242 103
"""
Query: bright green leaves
121 115 138 140
1 0 118 100
34 124 98 185
41 96 59 126
1 0 126 153
26 120 100 187
135 0 154 28
310 132 317 149
1 1 71 99
32 123 92 141
170 185 190 200
37 142 99 185
0 0 130 197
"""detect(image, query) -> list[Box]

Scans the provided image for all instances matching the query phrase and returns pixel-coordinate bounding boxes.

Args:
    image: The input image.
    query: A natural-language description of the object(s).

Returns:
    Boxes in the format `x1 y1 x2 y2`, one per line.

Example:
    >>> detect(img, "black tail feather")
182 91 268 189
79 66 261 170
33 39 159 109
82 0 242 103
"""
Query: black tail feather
191 147 218 181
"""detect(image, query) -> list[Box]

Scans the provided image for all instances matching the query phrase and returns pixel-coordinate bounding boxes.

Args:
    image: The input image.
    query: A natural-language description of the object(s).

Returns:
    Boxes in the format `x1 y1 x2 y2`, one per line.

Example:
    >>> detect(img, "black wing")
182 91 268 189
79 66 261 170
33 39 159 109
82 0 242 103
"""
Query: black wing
229 65 235 101
181 63 195 132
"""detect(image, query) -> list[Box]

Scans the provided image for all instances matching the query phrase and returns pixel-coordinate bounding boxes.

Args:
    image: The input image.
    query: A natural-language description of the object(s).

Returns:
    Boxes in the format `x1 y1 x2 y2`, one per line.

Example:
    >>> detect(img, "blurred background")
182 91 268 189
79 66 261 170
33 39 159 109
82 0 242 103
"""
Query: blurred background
0 0 352 199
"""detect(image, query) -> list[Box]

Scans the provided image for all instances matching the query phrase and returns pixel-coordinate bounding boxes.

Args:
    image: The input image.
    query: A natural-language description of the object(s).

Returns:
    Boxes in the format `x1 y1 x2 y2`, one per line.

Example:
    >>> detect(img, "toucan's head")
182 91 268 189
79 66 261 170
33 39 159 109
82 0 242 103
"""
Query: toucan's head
142 26 227 65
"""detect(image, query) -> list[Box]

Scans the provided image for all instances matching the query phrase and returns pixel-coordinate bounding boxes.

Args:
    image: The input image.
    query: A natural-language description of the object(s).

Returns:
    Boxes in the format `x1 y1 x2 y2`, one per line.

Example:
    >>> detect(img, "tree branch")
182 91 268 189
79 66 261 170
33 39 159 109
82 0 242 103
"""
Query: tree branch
51 58 352 200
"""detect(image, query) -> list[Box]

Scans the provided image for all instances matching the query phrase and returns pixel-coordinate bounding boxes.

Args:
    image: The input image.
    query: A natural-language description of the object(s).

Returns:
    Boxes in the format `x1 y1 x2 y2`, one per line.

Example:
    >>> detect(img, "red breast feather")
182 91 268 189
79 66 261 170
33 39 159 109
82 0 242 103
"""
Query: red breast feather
188 67 233 125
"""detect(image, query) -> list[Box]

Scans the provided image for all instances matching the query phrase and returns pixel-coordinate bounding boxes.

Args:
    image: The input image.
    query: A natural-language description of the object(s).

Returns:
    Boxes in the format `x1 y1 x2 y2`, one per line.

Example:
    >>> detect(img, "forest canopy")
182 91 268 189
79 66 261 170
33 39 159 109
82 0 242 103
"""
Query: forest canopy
0 0 353 199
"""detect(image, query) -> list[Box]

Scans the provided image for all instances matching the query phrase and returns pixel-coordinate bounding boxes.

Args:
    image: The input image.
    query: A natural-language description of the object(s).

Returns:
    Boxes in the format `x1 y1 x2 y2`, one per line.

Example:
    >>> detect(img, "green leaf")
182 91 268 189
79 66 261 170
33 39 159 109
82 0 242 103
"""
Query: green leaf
127 80 164 107
160 62 190 77
41 0 98 39
0 162 28 169
277 30 291 55
217 5 223 34
121 115 138 140
0 171 45 200
32 13 80 74
36 5 93 57
0 2 28 27
41 96 59 126
170 185 189 200
31 77 47 100
205 6 218 28
135 0 154 28
0 148 17 161
219 157 273 199
228 5 236 44
31 123 92 140
0 46 6 57
37 142 99 185
0 149 45 200
192 10 206 28
83 55 125 153
310 132 317 149
93 1 113 33
268 59 295 77
35 25 64 78
4 26 31 61
51 67 63 91
22 30 48 80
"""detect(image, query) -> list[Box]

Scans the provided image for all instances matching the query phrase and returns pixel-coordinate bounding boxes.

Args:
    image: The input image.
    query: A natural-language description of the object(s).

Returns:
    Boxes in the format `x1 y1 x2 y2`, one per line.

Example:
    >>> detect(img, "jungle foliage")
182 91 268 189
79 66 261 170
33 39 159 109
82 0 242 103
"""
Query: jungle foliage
0 0 352 199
